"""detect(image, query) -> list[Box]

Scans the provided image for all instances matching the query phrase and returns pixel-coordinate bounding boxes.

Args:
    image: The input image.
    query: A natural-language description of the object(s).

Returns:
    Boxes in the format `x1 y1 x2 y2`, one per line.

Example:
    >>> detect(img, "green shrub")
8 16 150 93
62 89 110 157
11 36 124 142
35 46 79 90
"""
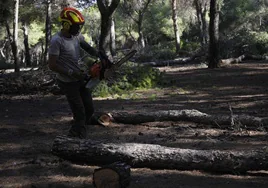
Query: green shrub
135 43 177 62
92 62 163 98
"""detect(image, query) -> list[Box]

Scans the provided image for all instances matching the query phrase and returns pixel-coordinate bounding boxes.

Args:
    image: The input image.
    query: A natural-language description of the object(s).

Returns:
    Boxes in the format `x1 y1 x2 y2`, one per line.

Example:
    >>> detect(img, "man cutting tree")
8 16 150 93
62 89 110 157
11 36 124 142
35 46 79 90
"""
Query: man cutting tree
48 7 105 139
49 7 136 139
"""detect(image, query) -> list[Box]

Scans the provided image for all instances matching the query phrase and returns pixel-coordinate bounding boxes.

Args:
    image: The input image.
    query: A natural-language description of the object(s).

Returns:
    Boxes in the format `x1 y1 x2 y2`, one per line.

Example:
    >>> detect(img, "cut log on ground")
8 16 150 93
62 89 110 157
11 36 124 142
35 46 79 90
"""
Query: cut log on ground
219 54 268 67
140 51 206 67
52 136 268 173
93 162 131 188
109 110 268 130
141 58 195 67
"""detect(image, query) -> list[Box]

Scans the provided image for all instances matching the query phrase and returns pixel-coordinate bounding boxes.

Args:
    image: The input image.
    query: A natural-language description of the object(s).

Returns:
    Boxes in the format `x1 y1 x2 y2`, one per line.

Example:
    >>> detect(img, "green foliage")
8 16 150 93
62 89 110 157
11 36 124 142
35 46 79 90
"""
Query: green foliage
29 21 45 45
251 32 268 55
180 40 200 52
135 41 178 62
0 0 12 24
81 5 100 46
219 0 268 57
92 62 163 98
144 1 174 44
220 28 268 57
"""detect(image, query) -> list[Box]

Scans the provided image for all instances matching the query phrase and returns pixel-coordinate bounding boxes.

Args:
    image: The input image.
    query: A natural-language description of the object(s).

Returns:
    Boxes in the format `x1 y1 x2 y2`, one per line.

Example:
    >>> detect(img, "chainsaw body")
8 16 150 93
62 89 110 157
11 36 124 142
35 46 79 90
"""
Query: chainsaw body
85 50 137 90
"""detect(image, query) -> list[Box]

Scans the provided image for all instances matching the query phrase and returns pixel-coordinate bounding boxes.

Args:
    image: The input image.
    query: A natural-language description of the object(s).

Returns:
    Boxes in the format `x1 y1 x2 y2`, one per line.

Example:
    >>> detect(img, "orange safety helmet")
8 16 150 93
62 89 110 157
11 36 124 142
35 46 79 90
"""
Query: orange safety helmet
58 7 85 26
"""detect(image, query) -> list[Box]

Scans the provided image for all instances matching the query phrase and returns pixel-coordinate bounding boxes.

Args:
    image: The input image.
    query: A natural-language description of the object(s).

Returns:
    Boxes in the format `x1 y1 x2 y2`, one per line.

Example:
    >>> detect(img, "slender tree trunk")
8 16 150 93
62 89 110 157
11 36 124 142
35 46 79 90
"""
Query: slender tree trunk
208 0 219 68
110 17 116 56
99 13 112 54
137 15 145 49
22 22 31 67
97 0 120 57
44 0 52 65
194 0 208 47
5 22 18 69
13 0 20 72
194 0 203 46
201 4 208 45
0 40 7 60
171 0 180 53
136 0 152 49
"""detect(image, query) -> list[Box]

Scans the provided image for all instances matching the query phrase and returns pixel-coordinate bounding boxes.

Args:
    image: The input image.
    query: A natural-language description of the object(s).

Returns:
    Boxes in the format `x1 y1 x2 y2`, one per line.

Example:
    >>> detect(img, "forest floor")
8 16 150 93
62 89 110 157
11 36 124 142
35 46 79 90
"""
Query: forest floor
1 60 268 188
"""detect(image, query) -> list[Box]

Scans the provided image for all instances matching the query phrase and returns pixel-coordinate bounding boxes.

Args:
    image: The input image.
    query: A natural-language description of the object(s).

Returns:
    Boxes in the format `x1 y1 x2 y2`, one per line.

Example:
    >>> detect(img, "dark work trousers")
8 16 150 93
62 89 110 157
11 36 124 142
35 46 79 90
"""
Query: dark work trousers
57 79 94 135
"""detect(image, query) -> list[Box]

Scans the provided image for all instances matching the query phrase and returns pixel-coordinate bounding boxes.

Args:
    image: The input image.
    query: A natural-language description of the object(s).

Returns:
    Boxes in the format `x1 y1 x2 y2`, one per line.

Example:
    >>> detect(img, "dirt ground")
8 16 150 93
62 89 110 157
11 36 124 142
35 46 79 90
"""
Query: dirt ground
1 61 268 188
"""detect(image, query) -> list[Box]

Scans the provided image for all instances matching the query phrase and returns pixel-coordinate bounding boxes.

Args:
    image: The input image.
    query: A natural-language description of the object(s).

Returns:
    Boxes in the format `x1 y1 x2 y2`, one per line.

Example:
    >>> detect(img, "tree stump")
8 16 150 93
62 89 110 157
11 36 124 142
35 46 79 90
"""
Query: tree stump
93 162 131 188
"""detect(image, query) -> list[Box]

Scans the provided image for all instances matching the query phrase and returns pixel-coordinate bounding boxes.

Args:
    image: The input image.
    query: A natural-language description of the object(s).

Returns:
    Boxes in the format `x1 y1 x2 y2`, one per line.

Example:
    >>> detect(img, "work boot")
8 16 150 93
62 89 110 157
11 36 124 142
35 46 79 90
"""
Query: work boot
68 126 88 139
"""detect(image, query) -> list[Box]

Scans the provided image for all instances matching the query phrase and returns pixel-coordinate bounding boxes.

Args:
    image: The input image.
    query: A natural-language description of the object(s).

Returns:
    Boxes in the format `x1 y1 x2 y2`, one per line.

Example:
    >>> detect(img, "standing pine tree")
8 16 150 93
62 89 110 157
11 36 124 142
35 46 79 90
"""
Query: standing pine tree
208 0 219 68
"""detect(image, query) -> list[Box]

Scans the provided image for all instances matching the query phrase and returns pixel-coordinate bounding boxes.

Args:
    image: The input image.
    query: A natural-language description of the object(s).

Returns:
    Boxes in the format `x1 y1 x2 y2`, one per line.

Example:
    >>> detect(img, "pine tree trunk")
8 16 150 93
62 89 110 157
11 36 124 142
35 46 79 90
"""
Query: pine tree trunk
97 0 120 56
110 17 116 56
44 0 52 65
22 22 31 67
13 0 20 72
208 0 219 68
201 4 208 45
52 136 268 173
171 0 180 53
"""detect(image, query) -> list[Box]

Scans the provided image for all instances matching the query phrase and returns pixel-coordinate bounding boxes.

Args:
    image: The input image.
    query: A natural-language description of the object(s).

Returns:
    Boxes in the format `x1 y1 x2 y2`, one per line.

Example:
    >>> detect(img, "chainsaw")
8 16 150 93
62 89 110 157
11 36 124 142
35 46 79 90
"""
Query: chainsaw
85 50 137 90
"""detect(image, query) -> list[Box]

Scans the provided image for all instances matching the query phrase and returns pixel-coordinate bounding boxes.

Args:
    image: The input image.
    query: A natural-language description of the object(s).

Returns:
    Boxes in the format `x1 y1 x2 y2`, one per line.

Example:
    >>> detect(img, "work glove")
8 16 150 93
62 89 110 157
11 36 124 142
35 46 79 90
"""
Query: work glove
72 70 87 80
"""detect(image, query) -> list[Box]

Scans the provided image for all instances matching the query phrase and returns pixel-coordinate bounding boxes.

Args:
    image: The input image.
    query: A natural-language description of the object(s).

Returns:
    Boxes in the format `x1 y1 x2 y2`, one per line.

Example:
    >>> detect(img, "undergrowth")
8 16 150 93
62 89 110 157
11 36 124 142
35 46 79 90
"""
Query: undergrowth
92 62 163 98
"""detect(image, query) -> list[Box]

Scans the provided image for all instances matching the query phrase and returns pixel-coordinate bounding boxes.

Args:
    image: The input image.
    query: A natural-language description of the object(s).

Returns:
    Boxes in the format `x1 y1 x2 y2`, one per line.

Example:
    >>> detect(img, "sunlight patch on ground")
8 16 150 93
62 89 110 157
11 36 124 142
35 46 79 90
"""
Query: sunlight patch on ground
157 64 207 72
232 101 265 108
47 175 93 184
0 143 26 151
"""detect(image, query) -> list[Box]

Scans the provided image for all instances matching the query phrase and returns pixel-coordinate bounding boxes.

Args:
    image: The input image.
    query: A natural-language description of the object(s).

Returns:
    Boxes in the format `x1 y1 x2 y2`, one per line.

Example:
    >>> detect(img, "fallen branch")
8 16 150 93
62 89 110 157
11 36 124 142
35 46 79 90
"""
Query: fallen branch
52 136 268 173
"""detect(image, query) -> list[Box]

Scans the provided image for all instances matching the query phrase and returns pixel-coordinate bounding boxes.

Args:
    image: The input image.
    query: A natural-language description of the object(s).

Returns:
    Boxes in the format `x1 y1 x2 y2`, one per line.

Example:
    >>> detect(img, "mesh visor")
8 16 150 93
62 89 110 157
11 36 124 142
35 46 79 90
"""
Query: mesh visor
69 24 84 36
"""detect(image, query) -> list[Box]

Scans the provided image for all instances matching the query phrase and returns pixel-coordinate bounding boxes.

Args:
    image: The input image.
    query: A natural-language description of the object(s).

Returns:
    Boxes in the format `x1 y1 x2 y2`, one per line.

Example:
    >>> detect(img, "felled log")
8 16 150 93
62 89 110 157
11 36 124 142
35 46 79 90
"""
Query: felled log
219 55 246 66
219 54 268 67
142 58 194 67
109 110 268 130
140 51 206 67
52 136 268 173
93 162 131 188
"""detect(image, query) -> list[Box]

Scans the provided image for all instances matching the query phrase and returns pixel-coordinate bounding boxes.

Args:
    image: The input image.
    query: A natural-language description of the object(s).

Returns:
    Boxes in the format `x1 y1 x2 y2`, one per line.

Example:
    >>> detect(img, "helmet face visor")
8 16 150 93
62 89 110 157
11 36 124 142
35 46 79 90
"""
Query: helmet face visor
69 24 84 36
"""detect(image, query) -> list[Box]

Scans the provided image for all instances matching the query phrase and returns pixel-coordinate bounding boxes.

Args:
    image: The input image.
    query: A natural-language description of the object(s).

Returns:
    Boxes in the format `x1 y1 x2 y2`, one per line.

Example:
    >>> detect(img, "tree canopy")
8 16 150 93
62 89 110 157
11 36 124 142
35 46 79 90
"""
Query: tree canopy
1 0 268 69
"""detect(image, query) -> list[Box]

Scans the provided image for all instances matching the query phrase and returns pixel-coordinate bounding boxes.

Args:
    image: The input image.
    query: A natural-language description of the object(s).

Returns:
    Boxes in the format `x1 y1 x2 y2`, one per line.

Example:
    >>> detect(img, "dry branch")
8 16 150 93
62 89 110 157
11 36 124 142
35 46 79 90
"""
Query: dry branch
52 136 268 173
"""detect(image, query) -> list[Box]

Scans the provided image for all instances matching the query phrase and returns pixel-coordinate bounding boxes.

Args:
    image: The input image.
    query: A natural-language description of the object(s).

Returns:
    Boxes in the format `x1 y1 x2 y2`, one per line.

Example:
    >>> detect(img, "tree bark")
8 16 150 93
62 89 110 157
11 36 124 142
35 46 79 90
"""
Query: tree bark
194 0 209 47
13 0 20 72
140 50 206 67
22 22 31 67
52 136 268 173
171 0 180 53
97 0 120 57
208 0 219 68
219 54 268 67
108 110 268 130
137 0 151 49
44 0 52 65
5 20 19 71
110 17 116 56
